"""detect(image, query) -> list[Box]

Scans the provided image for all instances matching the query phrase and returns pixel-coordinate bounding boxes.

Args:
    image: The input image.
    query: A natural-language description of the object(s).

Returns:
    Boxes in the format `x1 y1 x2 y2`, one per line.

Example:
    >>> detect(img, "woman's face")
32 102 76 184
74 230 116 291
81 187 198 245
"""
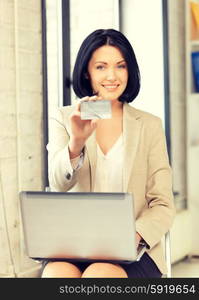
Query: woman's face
87 45 128 102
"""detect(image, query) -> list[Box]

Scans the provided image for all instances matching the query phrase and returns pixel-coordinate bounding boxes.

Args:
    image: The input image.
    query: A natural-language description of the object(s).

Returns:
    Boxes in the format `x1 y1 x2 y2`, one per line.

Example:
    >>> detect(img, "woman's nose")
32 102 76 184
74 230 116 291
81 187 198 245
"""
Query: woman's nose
106 68 116 81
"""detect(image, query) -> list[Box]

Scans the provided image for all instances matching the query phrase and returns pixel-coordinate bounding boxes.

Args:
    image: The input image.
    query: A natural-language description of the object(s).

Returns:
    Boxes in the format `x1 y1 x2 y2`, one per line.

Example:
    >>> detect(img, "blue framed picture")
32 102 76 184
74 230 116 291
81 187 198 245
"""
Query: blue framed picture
191 51 199 92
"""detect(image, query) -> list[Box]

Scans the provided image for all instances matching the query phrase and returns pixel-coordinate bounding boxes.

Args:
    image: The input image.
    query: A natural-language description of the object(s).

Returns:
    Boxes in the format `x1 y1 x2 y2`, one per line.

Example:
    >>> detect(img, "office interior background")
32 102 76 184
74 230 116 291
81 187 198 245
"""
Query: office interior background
0 0 199 277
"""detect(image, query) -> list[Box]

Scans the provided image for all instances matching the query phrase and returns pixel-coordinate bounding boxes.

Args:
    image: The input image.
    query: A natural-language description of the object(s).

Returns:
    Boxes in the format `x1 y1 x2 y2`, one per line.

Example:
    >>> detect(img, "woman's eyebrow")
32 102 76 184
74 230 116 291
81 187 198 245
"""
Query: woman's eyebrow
116 60 126 64
94 61 107 64
94 59 126 65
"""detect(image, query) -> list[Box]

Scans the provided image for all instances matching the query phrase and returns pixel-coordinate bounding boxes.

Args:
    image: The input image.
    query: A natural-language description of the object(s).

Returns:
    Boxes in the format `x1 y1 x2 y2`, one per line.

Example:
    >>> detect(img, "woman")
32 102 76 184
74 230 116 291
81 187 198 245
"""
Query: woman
42 29 175 278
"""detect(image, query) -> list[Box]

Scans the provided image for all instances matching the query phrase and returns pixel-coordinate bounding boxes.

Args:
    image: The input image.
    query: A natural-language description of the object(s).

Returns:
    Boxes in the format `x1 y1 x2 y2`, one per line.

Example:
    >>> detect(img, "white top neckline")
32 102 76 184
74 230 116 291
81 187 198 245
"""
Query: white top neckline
94 134 123 192
96 134 123 158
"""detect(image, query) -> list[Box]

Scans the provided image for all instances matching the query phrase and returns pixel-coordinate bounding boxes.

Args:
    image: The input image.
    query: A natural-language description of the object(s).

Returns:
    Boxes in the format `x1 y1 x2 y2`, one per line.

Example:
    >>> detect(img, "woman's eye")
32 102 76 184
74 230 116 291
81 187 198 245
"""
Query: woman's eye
96 65 104 70
117 64 126 69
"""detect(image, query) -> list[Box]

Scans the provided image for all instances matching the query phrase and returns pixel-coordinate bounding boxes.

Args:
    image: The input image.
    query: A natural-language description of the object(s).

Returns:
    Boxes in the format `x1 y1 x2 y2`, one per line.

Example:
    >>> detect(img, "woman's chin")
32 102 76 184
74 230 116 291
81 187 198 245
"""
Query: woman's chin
98 93 119 102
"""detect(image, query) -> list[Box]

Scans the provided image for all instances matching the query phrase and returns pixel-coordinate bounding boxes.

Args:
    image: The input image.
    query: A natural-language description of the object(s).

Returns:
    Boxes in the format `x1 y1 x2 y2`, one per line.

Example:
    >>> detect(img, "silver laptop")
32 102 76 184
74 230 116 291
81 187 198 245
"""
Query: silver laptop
19 191 147 264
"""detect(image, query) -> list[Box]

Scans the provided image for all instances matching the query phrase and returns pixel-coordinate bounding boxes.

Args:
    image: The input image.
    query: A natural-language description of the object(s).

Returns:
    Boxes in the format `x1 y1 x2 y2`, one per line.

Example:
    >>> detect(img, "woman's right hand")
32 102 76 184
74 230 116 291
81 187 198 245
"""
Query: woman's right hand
68 95 100 158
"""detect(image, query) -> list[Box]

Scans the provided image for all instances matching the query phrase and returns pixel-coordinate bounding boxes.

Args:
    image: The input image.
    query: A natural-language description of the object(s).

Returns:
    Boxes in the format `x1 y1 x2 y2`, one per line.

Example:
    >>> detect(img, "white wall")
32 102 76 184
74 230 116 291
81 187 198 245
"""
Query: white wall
0 0 44 277
46 0 63 114
121 0 165 124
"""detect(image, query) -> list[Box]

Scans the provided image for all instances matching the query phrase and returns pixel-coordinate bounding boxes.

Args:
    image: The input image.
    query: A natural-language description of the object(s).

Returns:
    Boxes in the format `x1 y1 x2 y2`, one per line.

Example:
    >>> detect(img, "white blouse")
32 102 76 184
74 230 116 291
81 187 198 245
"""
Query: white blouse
93 135 123 192
70 135 124 192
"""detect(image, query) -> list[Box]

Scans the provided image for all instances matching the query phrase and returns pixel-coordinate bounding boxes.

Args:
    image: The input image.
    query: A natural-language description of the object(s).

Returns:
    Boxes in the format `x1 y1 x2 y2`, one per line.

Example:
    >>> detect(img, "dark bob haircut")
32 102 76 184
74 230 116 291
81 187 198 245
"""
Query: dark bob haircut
72 29 140 103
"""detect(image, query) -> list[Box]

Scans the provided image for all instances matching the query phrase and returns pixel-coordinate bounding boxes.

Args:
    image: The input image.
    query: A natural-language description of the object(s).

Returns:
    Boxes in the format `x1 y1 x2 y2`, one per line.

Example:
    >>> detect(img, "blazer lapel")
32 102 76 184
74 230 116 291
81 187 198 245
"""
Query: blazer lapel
123 103 142 191
85 130 97 191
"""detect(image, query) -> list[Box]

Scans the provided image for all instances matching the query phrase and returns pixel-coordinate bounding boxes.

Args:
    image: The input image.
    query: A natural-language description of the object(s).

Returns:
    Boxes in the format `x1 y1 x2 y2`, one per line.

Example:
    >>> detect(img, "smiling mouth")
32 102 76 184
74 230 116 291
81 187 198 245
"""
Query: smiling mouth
102 85 119 90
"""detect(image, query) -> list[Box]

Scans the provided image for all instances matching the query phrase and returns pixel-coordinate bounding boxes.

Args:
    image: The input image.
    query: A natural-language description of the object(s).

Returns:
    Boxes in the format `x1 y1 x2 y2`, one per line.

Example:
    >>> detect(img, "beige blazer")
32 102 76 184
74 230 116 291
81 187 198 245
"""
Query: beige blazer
47 102 176 275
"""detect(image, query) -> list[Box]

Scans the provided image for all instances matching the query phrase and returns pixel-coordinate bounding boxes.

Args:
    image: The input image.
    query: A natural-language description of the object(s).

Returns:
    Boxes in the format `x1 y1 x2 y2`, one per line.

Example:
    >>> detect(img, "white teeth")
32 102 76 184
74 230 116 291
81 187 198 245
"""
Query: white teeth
103 85 118 89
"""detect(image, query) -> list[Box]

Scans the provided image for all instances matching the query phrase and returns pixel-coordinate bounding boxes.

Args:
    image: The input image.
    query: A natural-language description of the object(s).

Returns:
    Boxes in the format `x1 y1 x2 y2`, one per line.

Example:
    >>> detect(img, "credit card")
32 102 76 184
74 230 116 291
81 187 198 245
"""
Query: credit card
80 100 112 120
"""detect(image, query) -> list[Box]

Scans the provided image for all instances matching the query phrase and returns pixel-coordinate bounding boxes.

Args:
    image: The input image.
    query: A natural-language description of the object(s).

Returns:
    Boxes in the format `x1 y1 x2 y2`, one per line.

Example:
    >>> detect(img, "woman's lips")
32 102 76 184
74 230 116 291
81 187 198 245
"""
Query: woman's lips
102 84 119 91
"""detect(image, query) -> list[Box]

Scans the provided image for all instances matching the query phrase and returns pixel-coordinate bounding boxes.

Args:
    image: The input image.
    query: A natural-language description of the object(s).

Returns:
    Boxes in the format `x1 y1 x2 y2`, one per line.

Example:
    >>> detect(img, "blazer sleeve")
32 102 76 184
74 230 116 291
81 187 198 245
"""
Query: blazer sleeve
46 108 85 191
136 118 176 249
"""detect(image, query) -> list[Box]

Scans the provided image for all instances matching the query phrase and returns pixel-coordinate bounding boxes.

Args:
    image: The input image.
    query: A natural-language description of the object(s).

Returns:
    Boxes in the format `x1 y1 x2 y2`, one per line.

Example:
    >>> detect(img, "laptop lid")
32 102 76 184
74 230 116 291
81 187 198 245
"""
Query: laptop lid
19 191 145 263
